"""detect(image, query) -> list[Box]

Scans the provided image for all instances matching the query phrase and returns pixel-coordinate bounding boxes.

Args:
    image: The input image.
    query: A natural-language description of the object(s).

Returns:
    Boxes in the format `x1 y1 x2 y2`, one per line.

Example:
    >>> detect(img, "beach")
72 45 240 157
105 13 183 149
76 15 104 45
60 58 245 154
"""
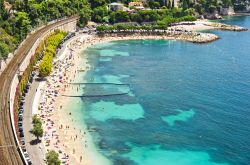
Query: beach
38 32 215 164
38 34 118 165
36 18 248 164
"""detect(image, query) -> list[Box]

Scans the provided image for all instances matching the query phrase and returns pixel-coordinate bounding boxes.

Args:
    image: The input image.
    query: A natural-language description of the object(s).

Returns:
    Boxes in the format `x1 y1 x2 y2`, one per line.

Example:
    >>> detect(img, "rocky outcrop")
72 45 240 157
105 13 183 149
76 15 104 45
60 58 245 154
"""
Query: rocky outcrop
220 6 235 16
97 30 220 43
204 22 248 31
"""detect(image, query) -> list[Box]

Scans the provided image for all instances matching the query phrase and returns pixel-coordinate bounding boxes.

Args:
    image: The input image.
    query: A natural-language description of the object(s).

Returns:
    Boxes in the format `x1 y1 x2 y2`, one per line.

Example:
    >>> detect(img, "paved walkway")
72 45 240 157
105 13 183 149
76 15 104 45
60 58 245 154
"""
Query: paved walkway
22 33 90 165
23 76 46 165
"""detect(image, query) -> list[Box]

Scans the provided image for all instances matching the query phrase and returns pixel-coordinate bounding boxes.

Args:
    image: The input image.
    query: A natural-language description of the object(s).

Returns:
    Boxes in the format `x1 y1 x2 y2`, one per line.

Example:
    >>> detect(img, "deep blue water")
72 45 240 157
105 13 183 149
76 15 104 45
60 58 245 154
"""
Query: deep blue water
72 16 250 165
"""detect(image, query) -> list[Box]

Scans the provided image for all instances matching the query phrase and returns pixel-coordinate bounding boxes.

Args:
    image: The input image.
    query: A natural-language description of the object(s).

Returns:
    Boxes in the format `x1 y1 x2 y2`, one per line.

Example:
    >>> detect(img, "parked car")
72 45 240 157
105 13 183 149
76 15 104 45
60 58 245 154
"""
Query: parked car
29 77 33 83
20 140 25 145
19 110 24 114
19 116 23 121
19 130 23 135
20 137 25 145
23 151 29 158
18 121 22 127
26 85 30 90
19 132 24 137
24 88 28 93
22 92 26 97
20 100 25 106
27 159 32 165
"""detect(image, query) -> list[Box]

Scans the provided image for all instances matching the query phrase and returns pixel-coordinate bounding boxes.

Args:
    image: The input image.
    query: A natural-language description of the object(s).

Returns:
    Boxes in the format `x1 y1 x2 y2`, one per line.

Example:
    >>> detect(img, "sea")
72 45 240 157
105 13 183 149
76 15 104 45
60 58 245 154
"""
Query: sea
65 16 250 165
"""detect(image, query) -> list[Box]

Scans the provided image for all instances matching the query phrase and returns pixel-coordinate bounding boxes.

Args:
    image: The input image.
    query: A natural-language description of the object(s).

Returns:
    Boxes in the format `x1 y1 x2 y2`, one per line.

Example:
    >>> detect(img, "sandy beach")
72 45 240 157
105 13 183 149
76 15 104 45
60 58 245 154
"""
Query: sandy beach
38 34 124 165
36 19 248 164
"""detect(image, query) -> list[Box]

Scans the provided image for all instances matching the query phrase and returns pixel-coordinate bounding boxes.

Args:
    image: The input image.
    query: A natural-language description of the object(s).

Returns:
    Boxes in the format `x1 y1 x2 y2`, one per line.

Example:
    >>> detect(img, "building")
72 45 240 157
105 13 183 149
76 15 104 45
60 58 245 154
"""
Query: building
108 2 125 11
129 1 144 10
166 0 180 8
4 1 12 12
129 2 143 8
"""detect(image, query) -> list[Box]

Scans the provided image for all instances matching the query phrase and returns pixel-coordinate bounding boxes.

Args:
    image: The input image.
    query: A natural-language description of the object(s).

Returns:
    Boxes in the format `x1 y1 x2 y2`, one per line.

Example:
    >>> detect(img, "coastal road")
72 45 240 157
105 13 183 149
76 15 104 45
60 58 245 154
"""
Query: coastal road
0 16 78 165
23 78 45 165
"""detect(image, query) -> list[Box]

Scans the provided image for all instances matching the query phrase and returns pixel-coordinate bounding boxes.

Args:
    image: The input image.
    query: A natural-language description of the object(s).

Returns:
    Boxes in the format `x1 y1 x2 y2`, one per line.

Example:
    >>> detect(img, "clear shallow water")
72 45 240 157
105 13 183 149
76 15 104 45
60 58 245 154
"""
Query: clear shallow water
69 16 250 165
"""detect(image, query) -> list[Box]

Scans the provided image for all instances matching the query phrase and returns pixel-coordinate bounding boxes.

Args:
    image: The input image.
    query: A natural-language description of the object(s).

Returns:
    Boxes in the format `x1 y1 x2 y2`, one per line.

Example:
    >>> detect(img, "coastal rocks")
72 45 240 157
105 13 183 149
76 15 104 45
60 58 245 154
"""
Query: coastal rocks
205 22 248 31
185 33 219 43
219 7 235 16
204 13 222 20
98 30 220 44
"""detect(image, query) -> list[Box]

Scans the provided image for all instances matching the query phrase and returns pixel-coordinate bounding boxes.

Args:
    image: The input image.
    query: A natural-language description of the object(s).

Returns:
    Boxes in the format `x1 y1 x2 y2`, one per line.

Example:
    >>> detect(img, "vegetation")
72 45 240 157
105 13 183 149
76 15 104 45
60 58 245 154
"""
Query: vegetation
97 23 167 31
46 150 61 165
13 41 44 132
0 0 90 58
38 30 67 78
1 0 249 58
31 115 43 140
32 114 42 125
97 8 196 31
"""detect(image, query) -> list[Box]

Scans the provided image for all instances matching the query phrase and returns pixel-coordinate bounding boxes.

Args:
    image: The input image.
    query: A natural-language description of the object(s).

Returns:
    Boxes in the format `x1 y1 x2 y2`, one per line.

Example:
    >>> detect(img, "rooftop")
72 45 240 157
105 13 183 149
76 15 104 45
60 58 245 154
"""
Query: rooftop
109 2 124 6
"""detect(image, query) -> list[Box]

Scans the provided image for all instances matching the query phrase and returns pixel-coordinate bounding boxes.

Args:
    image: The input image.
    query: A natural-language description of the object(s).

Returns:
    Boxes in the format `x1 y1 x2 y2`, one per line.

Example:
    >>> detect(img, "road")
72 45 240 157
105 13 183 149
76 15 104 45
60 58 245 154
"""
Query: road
0 16 78 165
23 78 45 165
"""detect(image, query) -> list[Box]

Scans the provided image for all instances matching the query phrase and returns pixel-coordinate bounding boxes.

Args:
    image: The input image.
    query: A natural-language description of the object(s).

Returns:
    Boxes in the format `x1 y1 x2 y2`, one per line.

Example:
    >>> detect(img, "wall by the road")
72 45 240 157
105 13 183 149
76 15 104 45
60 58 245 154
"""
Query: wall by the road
9 18 77 165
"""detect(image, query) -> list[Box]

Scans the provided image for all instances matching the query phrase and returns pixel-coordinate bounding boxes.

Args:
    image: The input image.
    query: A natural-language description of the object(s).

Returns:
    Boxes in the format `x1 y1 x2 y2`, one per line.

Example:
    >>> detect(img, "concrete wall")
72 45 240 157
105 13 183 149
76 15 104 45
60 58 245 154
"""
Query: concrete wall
9 18 77 165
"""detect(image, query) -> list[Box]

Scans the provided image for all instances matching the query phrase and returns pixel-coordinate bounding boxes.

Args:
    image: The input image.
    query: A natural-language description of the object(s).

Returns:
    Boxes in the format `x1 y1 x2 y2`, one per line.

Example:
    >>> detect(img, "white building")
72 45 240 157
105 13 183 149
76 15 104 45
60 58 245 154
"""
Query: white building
108 2 124 11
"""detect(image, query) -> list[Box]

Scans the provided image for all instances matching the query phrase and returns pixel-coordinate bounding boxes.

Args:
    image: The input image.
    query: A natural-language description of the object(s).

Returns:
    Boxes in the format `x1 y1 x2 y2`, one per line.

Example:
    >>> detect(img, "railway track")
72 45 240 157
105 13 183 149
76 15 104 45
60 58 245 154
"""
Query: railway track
0 16 78 165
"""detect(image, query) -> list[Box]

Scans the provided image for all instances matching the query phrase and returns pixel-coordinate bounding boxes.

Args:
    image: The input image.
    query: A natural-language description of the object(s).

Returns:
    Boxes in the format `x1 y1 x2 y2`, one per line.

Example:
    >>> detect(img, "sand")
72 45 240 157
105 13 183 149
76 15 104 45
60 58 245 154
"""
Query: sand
37 20 241 164
38 32 218 164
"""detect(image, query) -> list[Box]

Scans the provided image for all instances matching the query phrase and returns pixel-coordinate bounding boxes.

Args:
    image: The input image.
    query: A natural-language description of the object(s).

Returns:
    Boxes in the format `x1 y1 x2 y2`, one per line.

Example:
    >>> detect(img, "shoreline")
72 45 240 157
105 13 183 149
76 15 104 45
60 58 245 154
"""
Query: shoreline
38 34 115 165
97 32 219 43
37 18 247 164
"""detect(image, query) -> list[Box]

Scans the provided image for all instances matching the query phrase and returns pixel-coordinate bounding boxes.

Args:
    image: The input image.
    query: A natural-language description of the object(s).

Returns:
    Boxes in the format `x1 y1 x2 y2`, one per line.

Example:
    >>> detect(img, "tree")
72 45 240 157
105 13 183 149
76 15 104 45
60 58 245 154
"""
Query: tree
46 150 61 165
149 0 160 9
89 0 107 9
222 0 232 7
182 0 189 10
32 115 42 125
0 42 10 58
78 6 91 28
15 12 32 40
92 6 108 23
79 11 90 28
130 13 142 23
208 4 217 13
110 11 130 23
31 123 43 140
31 115 43 140
38 56 52 78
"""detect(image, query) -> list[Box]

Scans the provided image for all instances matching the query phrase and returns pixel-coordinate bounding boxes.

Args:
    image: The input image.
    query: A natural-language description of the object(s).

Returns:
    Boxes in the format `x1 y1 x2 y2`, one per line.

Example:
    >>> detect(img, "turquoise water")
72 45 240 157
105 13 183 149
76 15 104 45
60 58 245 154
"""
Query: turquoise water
161 109 195 126
68 16 250 165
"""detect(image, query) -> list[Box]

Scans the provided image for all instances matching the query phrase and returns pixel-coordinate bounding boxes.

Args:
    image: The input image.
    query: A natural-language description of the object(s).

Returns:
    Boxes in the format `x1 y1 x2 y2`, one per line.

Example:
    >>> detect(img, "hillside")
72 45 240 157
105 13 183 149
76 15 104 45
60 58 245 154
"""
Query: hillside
0 0 249 59
0 0 90 58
